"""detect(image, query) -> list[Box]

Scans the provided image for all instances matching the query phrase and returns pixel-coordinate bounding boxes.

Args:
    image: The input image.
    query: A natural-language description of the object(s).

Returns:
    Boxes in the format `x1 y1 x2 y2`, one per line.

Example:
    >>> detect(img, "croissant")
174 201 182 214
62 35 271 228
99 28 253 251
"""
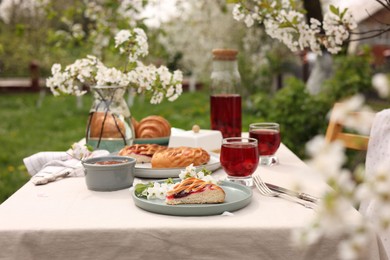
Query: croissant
135 115 171 138
166 177 225 205
151 147 210 168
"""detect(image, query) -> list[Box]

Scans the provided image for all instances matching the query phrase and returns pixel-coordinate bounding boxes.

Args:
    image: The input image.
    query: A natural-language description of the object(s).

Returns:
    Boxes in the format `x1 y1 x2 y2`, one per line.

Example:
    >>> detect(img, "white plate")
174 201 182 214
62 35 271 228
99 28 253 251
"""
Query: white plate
134 153 220 178
132 180 252 216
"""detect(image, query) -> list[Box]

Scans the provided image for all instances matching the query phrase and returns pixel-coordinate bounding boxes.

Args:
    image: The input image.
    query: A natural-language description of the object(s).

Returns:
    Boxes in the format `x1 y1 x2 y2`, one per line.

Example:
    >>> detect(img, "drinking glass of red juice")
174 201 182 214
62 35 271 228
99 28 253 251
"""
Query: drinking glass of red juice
249 123 281 166
220 137 259 187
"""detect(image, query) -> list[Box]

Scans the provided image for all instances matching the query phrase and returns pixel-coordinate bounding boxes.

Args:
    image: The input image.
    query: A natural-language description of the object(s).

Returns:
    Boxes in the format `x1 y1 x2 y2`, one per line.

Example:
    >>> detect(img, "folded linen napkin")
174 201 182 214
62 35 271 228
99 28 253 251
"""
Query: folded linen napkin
359 108 390 259
23 147 109 185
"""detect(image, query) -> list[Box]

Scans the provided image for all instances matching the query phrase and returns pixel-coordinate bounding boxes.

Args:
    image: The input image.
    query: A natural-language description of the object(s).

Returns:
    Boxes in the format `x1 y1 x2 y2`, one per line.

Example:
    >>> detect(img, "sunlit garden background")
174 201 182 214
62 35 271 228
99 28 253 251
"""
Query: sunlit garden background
0 0 389 206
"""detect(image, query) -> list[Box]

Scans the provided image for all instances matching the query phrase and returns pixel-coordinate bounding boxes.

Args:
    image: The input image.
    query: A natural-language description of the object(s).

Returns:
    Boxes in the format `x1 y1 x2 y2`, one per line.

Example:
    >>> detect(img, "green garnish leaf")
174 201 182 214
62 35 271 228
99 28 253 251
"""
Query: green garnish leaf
165 178 175 184
200 168 212 176
134 182 153 198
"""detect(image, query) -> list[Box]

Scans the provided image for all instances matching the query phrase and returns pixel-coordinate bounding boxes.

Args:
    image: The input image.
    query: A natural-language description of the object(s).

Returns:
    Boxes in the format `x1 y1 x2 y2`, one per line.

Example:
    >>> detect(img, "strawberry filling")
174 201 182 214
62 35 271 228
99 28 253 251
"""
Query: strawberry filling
166 184 214 200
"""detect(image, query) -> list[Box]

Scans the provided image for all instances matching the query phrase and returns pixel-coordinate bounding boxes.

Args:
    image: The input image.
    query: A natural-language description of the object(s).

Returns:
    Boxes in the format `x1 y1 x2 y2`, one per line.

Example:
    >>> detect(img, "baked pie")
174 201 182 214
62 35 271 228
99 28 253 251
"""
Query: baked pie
166 177 225 205
151 147 210 168
118 144 167 163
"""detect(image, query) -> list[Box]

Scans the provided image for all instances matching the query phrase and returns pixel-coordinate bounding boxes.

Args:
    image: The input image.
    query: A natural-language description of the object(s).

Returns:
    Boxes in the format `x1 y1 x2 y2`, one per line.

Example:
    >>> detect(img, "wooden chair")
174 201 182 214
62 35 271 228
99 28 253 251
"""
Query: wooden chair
325 103 373 151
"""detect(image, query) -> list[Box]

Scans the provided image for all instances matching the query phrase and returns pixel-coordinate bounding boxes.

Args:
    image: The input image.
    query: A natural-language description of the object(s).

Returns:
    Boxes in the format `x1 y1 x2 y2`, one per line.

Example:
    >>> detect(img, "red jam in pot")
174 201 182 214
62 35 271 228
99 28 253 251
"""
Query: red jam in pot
95 160 128 165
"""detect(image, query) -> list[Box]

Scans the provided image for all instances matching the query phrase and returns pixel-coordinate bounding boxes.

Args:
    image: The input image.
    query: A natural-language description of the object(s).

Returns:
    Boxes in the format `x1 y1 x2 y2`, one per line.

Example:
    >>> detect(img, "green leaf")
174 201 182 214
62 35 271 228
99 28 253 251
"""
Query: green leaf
201 168 212 176
134 183 148 198
279 22 293 29
226 0 240 3
292 16 298 25
85 144 94 152
340 8 348 19
329 5 339 15
165 178 175 184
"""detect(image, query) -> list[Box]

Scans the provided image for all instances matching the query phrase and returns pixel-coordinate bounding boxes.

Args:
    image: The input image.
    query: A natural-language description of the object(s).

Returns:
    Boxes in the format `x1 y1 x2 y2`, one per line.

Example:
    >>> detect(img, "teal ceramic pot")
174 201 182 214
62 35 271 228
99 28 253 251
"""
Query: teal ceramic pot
82 156 136 191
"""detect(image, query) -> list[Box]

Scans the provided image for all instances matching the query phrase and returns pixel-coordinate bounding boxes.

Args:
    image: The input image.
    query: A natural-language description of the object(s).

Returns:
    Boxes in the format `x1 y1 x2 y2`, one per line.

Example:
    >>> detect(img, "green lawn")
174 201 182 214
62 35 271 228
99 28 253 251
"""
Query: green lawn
0 90 259 203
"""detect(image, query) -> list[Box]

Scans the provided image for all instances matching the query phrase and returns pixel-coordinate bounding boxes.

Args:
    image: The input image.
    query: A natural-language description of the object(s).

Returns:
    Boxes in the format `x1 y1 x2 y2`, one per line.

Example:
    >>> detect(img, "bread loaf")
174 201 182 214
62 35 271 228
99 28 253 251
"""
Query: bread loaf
151 147 210 168
89 112 126 138
136 115 171 138
118 144 167 163
166 177 225 205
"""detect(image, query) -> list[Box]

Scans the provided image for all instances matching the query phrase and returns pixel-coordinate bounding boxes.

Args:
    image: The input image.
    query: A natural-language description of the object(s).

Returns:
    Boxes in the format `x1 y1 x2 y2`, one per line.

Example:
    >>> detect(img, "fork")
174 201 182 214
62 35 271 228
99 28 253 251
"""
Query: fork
253 175 315 209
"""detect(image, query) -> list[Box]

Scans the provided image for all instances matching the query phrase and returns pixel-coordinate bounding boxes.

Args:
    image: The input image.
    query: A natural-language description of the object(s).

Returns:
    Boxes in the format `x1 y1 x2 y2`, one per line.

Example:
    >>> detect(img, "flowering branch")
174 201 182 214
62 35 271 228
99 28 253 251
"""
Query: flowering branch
46 28 183 104
232 1 357 54
293 94 390 259
232 0 390 53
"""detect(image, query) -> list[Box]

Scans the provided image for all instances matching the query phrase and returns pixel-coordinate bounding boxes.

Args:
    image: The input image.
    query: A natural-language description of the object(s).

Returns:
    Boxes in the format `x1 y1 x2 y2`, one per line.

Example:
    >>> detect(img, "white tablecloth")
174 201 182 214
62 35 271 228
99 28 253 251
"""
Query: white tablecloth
0 144 385 260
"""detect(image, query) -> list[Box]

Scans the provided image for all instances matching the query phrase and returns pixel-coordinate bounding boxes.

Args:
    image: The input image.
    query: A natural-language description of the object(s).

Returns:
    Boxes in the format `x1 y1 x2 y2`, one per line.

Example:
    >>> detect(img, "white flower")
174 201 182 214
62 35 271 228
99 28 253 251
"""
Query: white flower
168 93 179 102
327 94 374 135
244 14 254 27
142 181 175 200
51 64 61 74
157 66 171 86
68 142 91 160
115 30 132 48
173 70 183 82
232 4 245 21
201 175 216 184
306 135 346 179
165 86 175 98
146 184 159 200
372 73 390 98
179 164 198 180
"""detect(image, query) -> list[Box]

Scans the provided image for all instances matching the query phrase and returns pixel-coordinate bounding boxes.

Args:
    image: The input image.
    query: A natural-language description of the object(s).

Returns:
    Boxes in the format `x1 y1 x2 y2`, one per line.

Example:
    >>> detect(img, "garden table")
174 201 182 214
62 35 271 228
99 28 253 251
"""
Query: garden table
0 143 386 260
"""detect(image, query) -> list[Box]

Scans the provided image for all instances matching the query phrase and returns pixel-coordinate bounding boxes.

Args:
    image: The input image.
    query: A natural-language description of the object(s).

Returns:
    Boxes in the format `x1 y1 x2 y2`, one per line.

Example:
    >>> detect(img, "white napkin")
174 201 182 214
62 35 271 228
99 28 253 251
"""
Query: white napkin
359 108 390 259
23 150 109 185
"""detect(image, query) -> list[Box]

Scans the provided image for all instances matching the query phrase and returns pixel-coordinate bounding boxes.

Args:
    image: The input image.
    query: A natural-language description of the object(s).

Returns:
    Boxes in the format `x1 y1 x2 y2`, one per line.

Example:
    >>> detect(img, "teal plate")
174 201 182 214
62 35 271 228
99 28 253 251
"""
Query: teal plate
132 180 252 216
133 136 169 145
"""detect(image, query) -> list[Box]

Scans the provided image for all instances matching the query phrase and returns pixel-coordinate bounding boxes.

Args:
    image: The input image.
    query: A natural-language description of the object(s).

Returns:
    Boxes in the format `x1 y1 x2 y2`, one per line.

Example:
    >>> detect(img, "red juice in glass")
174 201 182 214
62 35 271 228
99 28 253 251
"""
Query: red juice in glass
249 129 281 156
210 94 242 138
220 143 259 177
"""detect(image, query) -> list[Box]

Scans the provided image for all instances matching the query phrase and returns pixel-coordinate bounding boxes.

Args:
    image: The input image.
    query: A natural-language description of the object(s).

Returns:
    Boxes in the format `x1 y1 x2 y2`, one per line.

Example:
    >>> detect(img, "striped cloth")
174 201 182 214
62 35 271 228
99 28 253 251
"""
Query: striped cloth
23 150 109 185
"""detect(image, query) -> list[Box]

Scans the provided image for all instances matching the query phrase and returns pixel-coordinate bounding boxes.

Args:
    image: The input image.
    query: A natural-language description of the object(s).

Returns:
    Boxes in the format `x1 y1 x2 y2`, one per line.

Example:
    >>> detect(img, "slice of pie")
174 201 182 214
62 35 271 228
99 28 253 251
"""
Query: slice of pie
166 177 225 205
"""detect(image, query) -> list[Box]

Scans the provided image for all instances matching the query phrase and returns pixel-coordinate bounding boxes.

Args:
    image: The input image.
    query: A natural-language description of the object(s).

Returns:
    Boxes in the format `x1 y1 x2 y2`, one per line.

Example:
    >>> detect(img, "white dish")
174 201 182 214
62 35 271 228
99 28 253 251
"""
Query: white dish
132 180 252 216
134 153 220 179
168 129 222 151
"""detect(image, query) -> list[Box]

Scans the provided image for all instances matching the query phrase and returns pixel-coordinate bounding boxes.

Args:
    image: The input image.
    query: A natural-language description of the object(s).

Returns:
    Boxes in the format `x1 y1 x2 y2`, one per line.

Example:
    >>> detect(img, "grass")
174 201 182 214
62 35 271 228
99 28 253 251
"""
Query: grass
0 90 258 203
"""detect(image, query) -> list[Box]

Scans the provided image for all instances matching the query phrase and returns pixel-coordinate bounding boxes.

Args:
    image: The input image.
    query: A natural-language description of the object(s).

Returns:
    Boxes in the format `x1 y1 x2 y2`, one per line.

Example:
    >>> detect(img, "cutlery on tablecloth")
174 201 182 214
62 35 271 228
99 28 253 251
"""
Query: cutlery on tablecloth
253 175 316 209
265 182 319 204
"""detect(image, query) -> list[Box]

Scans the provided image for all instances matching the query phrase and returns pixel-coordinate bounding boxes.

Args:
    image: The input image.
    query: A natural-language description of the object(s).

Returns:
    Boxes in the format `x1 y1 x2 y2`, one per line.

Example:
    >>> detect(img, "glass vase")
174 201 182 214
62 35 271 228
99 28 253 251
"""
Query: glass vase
86 85 135 152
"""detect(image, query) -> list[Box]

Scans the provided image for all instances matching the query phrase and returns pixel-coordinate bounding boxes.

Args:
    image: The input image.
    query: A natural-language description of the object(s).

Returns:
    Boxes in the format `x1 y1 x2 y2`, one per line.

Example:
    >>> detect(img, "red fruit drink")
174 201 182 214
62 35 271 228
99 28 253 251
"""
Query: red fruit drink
220 143 259 177
249 129 281 156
